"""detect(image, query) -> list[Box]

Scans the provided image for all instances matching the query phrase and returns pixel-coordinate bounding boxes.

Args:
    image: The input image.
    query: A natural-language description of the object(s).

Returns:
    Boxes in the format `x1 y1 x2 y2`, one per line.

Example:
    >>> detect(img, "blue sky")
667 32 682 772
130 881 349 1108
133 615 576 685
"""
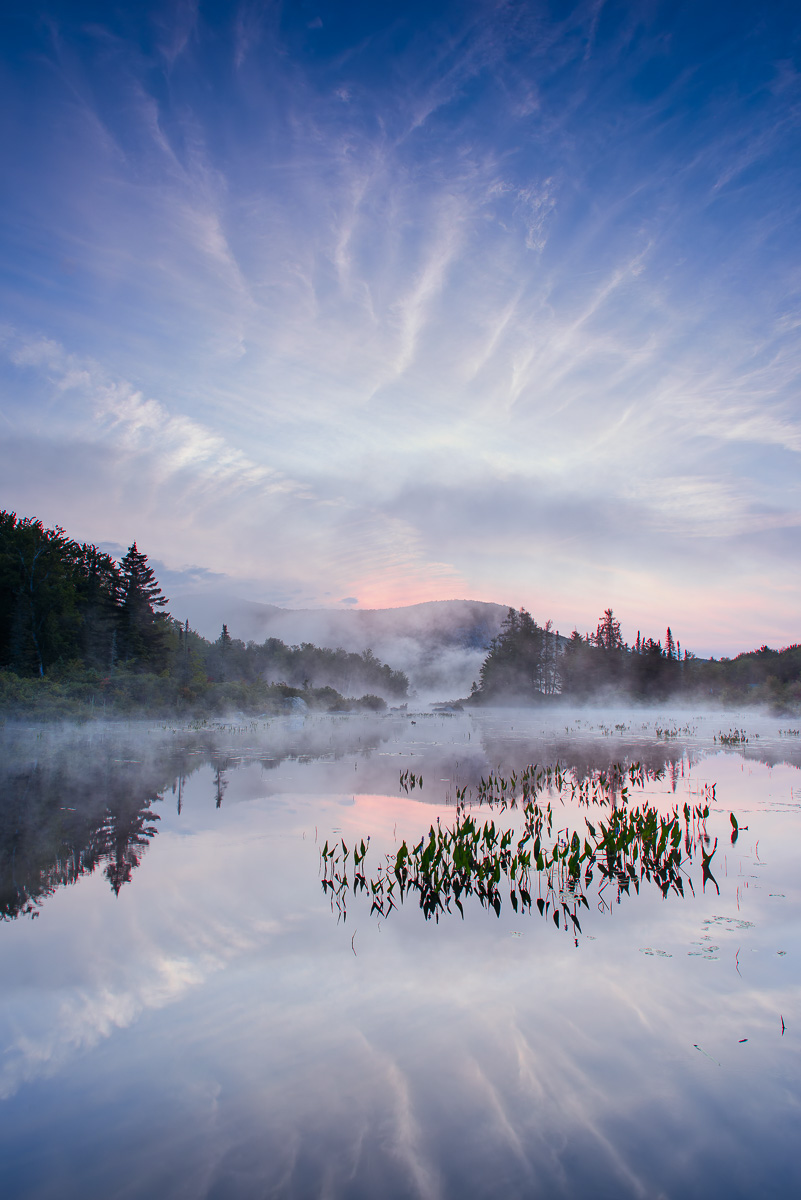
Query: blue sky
1 0 800 653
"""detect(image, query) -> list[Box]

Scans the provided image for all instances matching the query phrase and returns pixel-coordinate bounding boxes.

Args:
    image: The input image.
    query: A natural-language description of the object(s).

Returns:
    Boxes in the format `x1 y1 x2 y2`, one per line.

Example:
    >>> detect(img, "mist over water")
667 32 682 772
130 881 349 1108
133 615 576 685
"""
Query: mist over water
1 707 800 1198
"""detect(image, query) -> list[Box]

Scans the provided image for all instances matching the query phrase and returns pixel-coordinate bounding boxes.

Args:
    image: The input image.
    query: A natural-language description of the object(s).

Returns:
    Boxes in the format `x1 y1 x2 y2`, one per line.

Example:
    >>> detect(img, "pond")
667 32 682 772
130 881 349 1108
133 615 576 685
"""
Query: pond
1 709 799 1199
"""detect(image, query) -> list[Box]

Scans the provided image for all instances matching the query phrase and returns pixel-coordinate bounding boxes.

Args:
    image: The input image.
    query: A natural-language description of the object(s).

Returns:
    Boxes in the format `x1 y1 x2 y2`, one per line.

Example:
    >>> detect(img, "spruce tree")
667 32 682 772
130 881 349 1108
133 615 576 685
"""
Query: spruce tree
118 543 169 668
74 544 122 671
478 607 548 699
0 512 78 675
593 608 623 652
665 627 676 660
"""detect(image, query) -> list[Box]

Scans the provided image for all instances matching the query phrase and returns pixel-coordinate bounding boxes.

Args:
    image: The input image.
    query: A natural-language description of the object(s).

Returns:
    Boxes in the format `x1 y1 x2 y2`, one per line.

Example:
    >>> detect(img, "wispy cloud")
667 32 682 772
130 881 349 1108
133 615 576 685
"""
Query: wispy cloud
3 331 280 493
155 0 199 66
1 0 800 649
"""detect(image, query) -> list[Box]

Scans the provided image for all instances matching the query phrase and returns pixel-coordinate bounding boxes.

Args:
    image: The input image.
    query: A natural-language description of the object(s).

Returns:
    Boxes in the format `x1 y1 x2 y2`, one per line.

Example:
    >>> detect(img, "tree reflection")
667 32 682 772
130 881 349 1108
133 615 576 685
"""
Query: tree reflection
211 754 231 809
90 802 161 895
0 717 396 919
0 761 166 918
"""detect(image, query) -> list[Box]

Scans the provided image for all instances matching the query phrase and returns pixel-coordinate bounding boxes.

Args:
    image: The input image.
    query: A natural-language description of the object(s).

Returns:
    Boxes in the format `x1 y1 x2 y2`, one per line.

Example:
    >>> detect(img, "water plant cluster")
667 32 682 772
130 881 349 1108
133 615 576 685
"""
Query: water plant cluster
715 729 748 746
321 762 722 929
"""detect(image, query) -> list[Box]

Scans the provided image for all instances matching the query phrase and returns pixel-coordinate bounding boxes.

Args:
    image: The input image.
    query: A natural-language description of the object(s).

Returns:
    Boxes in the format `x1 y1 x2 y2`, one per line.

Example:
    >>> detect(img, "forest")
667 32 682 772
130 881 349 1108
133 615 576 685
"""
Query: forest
470 606 801 711
0 511 408 717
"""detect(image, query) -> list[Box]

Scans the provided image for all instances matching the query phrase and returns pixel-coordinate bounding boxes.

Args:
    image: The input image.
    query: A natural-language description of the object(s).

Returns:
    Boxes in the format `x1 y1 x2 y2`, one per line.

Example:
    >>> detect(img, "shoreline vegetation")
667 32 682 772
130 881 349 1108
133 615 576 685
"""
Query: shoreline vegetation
0 511 406 720
1 510 799 720
463 605 801 714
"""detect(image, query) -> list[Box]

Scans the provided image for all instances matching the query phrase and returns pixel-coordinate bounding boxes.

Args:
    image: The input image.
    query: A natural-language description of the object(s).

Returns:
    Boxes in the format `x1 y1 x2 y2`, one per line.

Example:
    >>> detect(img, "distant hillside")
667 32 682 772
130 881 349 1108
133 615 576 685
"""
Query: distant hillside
170 596 513 698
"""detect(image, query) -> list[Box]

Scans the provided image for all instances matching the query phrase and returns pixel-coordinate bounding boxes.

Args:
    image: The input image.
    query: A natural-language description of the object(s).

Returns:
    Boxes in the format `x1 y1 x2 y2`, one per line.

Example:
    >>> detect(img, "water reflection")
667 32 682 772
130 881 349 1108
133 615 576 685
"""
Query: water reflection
1 744 164 918
0 711 800 1198
2 710 800 922
0 715 397 919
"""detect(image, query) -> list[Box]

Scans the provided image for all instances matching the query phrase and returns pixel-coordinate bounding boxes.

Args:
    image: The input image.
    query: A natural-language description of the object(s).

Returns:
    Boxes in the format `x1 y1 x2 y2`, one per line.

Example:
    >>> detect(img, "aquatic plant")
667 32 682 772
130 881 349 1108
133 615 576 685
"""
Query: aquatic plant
715 729 748 746
322 762 720 930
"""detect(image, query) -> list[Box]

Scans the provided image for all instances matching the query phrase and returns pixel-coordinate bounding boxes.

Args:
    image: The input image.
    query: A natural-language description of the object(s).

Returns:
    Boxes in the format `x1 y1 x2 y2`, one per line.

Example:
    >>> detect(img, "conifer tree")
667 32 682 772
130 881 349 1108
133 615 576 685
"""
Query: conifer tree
118 543 169 668
478 607 549 698
74 544 122 671
593 608 623 652
665 627 676 660
0 512 78 675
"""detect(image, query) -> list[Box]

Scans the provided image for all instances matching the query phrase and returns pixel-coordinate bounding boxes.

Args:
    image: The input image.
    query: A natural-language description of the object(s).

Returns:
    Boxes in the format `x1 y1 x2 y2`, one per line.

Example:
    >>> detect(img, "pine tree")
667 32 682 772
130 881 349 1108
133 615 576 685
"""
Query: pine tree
0 512 78 675
665 627 676 660
118 543 169 668
74 544 122 671
478 607 547 699
593 608 623 652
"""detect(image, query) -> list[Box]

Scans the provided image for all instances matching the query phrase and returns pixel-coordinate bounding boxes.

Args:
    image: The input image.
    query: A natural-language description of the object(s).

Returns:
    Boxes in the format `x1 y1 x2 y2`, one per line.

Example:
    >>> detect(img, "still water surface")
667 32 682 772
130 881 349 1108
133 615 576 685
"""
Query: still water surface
1 709 799 1199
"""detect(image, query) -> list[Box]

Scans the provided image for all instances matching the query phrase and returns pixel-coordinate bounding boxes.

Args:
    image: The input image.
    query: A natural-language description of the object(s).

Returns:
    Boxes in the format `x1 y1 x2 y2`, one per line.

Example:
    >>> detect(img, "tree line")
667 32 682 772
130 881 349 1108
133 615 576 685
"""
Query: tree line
206 626 408 697
0 511 408 716
3 510 798 714
471 606 801 710
0 511 168 677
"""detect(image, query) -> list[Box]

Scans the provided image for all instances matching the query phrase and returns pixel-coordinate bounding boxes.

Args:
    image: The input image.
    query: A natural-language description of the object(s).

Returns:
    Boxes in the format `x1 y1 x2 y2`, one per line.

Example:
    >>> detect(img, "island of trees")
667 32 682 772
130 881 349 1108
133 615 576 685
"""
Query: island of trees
1 510 799 717
469 606 801 711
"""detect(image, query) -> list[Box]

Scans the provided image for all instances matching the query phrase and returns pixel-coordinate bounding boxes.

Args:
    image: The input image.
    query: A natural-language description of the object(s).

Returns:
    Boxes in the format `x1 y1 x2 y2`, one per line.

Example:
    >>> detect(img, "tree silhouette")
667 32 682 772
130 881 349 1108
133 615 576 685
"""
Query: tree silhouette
0 513 77 675
478 608 550 700
118 543 169 667
593 608 623 652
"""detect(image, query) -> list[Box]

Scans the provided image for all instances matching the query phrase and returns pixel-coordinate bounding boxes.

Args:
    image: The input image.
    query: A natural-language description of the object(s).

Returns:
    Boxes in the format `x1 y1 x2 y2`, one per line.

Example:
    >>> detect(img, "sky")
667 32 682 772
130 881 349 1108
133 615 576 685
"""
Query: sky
0 0 800 656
